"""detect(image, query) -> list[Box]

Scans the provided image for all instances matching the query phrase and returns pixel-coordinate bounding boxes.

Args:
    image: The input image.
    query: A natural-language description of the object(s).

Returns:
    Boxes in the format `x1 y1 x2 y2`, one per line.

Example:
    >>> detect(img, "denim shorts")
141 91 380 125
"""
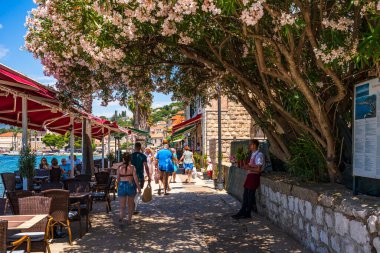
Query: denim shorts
118 181 136 197
184 163 194 170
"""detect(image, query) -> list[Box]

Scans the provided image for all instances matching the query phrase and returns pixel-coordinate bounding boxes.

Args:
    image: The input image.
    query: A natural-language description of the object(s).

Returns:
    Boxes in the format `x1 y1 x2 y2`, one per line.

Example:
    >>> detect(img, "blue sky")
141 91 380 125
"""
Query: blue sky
0 1 172 118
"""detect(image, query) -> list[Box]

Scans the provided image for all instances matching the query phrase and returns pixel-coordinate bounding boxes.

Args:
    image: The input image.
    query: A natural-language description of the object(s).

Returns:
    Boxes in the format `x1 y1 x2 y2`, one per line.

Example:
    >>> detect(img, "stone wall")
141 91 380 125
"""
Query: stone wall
205 100 260 165
225 167 380 253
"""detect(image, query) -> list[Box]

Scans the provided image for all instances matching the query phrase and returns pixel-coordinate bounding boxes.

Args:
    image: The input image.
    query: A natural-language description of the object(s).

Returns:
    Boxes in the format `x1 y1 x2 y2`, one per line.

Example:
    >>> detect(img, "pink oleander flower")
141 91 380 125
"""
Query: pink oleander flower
240 2 264 26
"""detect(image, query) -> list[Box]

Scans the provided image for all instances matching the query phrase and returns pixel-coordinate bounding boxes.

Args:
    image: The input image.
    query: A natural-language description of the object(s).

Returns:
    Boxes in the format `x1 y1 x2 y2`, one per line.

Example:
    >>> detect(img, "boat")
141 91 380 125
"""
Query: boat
2 151 19 156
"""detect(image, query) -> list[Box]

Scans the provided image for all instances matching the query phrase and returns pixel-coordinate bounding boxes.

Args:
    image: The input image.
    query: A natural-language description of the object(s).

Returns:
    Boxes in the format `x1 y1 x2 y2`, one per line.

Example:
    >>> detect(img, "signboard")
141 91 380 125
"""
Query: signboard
353 78 380 179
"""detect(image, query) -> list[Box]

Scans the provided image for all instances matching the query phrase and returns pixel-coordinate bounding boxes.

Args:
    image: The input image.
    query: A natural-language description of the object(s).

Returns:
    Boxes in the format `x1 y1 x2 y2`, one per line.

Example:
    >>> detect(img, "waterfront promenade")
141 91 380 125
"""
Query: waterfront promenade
51 175 309 253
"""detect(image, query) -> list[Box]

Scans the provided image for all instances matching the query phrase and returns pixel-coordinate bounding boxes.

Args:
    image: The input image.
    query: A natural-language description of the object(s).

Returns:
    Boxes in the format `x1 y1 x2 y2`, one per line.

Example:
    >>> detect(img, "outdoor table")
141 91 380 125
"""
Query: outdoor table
69 192 90 199
0 215 48 230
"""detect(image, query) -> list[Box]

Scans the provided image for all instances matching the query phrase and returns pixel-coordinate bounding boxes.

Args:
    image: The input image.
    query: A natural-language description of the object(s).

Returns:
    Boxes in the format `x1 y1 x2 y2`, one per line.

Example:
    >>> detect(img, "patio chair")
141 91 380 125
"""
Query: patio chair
109 176 117 201
6 191 34 215
92 172 112 213
8 196 53 253
40 182 63 191
13 171 23 191
0 197 8 215
67 181 92 232
75 174 91 182
42 189 80 245
1 173 15 197
0 220 31 253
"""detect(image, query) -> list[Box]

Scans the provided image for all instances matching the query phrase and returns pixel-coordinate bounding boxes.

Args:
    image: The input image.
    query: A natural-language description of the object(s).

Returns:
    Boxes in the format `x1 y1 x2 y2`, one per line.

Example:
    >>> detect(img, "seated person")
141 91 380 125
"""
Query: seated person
49 158 65 182
60 158 72 180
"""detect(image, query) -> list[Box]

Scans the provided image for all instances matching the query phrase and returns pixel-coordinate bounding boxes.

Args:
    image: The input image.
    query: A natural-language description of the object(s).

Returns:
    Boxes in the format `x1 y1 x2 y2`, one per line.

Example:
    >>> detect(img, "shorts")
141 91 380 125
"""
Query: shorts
118 181 136 197
184 163 194 170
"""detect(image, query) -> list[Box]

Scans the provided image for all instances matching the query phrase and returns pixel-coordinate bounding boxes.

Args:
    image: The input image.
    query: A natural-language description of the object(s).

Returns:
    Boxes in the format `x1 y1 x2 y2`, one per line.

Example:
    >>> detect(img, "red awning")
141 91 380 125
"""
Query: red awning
172 114 202 134
0 64 120 139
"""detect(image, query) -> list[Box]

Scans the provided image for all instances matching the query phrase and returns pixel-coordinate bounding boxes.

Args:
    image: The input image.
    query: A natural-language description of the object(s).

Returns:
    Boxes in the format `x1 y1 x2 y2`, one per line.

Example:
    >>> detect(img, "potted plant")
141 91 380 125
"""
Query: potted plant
243 150 251 167
107 152 115 167
19 148 36 191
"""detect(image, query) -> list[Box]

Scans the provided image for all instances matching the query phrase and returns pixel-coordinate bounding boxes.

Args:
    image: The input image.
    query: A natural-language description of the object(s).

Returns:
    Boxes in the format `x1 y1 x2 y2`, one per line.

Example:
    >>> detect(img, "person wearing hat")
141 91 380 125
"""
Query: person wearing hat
155 139 173 195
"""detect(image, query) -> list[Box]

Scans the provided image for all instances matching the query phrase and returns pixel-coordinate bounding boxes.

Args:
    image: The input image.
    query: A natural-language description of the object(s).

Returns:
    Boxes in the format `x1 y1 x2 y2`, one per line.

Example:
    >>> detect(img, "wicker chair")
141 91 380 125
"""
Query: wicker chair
0 220 31 253
74 174 91 182
8 196 53 253
1 173 15 197
93 172 112 213
0 198 8 215
67 181 92 233
42 189 80 245
40 182 63 191
6 191 34 215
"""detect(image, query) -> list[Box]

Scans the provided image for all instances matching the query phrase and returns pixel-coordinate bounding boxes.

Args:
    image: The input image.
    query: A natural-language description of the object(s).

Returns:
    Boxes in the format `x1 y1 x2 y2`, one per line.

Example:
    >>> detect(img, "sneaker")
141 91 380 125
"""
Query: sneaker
231 213 243 219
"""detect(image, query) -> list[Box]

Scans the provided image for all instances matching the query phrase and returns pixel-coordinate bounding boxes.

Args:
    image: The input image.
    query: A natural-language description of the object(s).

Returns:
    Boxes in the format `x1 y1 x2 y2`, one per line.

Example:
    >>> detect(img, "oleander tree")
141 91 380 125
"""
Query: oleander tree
25 0 380 182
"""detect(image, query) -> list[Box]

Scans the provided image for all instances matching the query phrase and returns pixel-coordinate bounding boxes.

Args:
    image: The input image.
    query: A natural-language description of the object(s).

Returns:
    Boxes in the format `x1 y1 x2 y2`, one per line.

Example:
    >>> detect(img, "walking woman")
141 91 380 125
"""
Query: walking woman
117 153 141 225
180 146 195 183
145 148 154 181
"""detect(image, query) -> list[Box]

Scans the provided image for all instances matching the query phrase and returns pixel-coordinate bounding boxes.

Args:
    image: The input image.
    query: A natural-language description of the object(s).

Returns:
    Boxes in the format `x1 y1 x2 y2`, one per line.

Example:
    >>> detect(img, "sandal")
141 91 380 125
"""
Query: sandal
158 189 162 195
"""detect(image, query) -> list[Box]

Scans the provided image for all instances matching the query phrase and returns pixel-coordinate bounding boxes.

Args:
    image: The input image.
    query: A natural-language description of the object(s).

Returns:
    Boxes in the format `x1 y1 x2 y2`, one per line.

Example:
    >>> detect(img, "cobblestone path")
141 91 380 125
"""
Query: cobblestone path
51 175 310 253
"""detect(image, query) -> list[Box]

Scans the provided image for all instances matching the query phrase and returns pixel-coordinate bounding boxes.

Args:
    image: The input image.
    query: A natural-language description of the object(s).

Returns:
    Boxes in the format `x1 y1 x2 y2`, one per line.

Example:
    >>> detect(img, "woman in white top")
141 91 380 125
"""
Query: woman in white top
180 146 195 183
145 148 154 180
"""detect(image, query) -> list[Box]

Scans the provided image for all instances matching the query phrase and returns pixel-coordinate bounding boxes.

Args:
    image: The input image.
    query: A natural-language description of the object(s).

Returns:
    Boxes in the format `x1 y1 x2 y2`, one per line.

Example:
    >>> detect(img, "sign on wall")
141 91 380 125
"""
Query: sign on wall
353 78 380 179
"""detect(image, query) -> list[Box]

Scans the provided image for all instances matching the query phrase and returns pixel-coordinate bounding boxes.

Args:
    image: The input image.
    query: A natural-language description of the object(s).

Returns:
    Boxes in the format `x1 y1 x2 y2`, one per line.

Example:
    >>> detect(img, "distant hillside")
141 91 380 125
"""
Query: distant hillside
152 102 185 123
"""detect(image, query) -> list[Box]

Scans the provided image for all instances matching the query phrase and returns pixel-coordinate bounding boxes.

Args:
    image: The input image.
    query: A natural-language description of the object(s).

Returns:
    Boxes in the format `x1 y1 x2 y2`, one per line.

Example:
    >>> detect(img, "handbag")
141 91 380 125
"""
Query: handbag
142 183 152 203
165 158 174 172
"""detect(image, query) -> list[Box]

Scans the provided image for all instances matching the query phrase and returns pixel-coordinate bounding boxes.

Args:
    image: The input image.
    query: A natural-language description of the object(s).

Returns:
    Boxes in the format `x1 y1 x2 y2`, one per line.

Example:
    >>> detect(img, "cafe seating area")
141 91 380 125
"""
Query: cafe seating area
0 169 118 252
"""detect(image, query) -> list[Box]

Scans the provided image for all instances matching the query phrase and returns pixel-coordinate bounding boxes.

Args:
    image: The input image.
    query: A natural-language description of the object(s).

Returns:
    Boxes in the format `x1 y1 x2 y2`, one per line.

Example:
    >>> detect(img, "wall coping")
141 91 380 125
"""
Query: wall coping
261 172 380 220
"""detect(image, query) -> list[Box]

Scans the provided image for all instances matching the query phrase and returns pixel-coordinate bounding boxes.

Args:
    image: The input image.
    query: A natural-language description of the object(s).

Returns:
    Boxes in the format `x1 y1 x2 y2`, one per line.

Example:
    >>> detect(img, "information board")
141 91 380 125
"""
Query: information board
353 78 380 179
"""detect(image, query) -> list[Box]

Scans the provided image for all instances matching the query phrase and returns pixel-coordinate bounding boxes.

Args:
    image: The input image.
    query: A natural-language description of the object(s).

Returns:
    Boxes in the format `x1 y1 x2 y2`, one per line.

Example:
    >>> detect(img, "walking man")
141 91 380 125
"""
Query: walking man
155 139 173 195
232 139 264 219
131 142 151 189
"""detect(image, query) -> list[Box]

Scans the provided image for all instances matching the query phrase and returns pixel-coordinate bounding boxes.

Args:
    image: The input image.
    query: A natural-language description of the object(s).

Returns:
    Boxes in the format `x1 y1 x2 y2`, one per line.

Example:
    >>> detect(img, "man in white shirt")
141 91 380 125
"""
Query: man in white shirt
232 139 264 219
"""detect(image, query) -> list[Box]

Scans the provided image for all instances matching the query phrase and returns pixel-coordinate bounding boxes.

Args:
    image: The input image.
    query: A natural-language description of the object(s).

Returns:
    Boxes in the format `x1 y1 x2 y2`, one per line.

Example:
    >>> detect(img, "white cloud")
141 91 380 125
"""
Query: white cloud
0 24 3 29
33 76 57 85
0 45 9 59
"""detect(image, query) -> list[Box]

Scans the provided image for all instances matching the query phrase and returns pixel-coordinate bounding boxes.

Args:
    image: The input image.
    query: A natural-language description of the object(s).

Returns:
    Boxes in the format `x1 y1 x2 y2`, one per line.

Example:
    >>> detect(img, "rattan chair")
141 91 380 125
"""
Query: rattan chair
0 220 31 253
42 189 79 245
74 174 91 182
6 191 34 215
67 181 91 233
40 182 63 191
8 196 52 253
93 172 112 213
1 173 15 197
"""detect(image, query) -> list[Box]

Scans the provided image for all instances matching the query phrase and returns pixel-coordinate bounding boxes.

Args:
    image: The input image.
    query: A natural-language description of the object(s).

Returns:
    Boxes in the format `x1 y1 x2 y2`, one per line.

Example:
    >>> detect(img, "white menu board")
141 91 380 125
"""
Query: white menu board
353 78 380 179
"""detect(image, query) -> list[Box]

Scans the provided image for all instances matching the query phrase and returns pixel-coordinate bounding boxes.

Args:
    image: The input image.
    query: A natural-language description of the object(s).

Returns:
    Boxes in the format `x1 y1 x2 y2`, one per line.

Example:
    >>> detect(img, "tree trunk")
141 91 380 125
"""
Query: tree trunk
82 94 94 175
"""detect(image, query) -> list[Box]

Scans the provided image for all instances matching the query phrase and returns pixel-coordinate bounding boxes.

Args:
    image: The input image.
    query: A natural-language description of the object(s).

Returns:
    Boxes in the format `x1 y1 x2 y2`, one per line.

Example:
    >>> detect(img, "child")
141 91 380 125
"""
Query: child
206 156 213 180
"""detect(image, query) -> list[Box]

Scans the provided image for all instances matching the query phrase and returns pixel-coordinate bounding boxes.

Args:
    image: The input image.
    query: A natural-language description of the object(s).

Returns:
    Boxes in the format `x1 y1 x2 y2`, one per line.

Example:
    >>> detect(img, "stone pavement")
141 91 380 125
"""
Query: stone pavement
50 175 310 253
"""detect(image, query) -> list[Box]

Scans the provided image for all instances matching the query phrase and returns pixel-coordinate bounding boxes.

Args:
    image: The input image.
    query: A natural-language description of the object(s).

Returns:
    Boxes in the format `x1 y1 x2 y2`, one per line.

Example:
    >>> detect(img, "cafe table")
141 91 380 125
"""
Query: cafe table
0 215 48 230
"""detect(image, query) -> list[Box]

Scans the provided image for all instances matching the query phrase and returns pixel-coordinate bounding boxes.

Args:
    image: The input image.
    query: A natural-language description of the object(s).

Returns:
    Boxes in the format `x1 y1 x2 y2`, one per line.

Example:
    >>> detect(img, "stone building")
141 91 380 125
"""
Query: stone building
176 96 264 166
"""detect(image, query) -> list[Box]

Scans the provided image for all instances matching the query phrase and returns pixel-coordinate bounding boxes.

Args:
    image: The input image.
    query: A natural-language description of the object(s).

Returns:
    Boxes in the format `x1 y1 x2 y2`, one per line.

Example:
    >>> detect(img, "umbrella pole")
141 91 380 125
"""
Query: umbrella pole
22 96 28 151
70 116 75 177
101 128 105 170
107 134 111 168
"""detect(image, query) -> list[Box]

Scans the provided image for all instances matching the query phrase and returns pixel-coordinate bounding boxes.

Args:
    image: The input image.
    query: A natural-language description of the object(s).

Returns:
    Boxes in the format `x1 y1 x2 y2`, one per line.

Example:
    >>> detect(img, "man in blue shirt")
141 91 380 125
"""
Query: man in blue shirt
60 158 72 180
155 139 173 195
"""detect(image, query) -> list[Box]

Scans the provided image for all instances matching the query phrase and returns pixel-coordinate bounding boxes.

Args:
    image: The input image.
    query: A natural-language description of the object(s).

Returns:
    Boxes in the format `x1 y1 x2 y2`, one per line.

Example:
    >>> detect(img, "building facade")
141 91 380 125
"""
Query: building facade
182 96 264 165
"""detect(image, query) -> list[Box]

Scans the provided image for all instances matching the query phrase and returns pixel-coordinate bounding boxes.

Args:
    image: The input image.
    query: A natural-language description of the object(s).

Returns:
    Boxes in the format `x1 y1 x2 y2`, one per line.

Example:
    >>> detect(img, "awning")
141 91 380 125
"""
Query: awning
172 124 196 139
172 114 202 134
0 64 121 139
118 126 150 137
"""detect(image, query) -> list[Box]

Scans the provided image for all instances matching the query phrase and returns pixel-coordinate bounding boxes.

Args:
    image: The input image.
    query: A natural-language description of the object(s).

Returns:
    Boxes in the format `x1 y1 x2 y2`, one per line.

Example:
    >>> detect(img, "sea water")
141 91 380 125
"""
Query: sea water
0 155 100 194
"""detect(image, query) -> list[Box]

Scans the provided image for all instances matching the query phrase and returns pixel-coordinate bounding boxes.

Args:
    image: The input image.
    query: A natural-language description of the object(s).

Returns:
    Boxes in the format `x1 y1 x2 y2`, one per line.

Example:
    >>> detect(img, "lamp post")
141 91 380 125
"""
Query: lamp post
216 84 224 190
